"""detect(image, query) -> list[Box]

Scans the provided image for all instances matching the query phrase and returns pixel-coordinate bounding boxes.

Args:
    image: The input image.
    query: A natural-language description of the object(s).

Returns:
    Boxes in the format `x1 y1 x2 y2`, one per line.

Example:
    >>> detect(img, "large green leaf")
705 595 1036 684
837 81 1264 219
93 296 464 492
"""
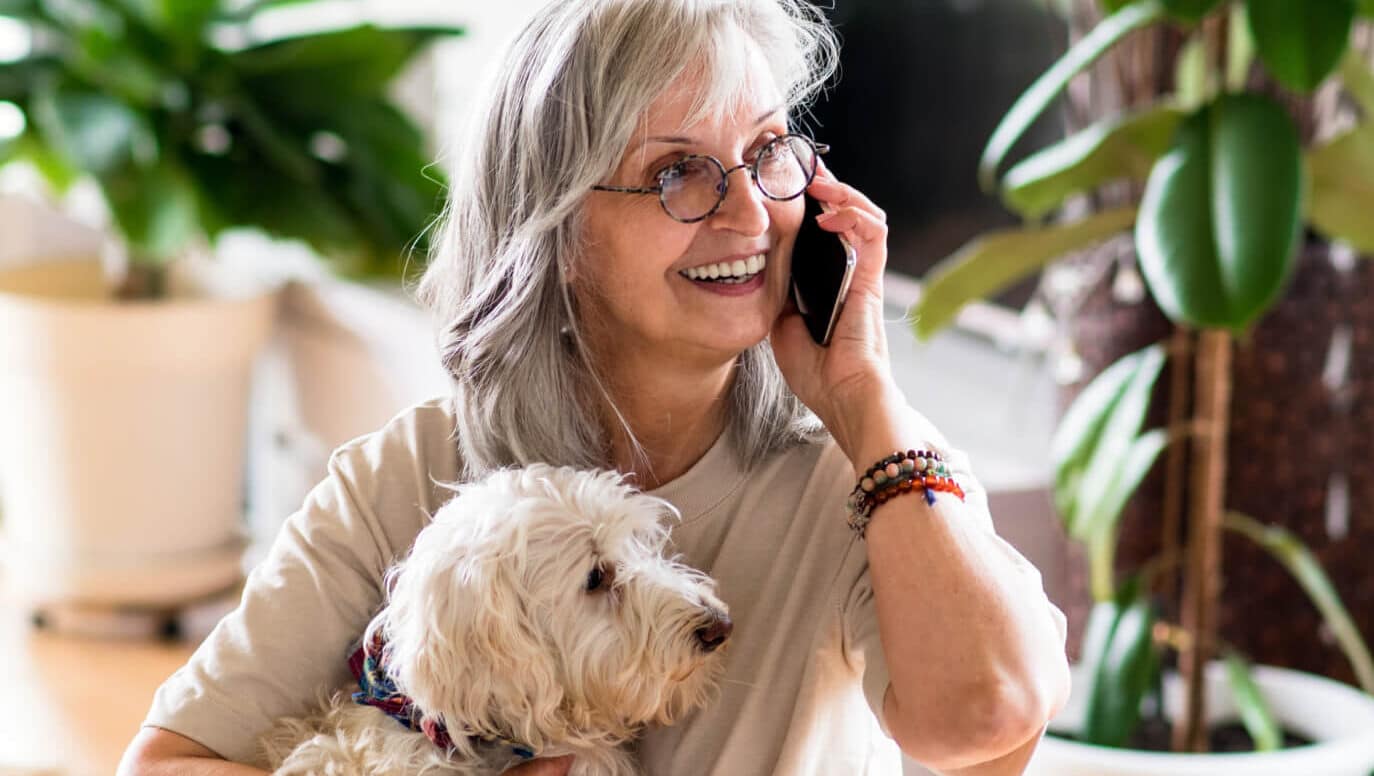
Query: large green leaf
1307 123 1374 254
1223 651 1281 752
327 100 443 258
1361 0 1374 15
1135 94 1302 331
1081 581 1159 747
1051 348 1150 525
1245 0 1356 93
912 206 1137 340
1002 104 1183 219
979 0 1167 191
1225 512 1374 693
31 85 156 175
232 24 461 110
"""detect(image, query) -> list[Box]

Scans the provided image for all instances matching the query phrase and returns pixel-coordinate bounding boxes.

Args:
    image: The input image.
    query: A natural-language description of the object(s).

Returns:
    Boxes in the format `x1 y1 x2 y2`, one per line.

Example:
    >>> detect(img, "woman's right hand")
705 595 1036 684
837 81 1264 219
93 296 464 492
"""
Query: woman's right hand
503 754 575 775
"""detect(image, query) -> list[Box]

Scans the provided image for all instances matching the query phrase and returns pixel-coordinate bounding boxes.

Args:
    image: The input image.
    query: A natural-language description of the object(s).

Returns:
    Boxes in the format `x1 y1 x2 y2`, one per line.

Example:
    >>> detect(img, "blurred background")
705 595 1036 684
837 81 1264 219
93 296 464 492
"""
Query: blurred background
2 0 1372 774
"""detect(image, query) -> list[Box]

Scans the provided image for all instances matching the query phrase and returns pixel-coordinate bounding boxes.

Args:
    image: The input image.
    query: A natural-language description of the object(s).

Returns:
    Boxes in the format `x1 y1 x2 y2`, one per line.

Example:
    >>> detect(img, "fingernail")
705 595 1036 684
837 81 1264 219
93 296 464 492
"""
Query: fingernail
816 211 837 223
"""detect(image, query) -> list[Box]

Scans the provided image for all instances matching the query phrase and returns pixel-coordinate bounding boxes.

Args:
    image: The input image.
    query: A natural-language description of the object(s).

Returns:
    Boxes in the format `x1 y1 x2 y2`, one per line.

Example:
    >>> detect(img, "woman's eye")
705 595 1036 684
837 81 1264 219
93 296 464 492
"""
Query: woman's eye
653 160 685 183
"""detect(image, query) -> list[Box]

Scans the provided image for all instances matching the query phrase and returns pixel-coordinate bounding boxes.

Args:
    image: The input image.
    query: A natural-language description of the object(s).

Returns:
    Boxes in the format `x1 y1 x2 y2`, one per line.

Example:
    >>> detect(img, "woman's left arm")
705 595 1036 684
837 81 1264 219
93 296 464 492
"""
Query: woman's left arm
848 386 1070 772
771 164 1070 772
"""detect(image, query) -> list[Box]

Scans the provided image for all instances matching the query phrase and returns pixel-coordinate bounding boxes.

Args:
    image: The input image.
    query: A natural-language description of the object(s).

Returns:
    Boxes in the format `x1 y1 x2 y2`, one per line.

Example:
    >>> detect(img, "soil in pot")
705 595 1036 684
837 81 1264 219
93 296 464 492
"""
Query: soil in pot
1054 717 1314 753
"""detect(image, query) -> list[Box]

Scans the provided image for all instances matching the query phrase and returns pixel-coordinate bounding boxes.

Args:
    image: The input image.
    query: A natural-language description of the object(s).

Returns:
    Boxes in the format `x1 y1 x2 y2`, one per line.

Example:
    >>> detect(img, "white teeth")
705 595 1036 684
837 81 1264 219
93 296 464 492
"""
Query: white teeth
681 253 767 282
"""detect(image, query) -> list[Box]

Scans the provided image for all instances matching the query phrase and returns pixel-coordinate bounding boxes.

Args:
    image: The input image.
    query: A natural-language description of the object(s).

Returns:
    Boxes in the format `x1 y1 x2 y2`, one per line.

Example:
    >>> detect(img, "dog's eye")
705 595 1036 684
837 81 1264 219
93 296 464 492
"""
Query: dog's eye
586 562 615 592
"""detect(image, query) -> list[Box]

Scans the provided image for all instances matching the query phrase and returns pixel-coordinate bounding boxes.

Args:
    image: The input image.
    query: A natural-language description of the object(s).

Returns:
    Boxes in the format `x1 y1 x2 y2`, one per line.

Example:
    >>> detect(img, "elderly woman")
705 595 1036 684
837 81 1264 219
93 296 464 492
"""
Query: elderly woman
120 0 1069 774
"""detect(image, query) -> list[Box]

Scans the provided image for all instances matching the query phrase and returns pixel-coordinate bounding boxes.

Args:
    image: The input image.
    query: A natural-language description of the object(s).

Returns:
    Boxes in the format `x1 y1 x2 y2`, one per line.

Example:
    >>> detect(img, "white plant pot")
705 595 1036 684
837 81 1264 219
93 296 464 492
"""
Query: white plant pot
0 256 278 608
1028 661 1374 776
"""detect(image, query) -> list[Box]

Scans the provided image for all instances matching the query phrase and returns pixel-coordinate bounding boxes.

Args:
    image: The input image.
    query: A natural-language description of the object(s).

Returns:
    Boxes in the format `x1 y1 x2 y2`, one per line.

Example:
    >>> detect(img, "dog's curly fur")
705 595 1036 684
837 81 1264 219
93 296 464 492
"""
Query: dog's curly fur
258 464 731 775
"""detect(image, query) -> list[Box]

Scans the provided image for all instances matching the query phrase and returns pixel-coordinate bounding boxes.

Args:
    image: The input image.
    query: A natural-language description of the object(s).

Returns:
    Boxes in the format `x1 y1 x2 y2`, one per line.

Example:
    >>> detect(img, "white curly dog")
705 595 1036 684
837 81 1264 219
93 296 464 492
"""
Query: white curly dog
259 464 733 776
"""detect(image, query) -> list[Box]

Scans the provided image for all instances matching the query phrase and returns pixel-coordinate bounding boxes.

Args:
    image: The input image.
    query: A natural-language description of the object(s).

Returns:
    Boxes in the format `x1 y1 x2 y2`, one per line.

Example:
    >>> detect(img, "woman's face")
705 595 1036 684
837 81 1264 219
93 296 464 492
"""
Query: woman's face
577 43 803 371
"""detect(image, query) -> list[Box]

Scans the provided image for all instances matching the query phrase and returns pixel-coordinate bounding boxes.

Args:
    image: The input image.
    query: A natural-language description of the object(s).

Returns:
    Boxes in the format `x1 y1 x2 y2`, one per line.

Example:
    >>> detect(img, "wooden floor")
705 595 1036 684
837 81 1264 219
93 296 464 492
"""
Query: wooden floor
0 596 199 776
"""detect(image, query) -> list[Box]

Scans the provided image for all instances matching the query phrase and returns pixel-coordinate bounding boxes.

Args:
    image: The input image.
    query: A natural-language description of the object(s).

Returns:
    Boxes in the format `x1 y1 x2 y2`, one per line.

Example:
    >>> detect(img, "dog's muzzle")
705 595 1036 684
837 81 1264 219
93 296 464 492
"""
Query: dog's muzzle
694 609 733 653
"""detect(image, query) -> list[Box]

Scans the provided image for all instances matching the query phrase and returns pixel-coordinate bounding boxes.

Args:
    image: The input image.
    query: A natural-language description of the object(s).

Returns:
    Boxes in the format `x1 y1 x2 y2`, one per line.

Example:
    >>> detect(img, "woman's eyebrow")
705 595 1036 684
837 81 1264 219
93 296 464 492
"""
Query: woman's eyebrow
642 105 786 147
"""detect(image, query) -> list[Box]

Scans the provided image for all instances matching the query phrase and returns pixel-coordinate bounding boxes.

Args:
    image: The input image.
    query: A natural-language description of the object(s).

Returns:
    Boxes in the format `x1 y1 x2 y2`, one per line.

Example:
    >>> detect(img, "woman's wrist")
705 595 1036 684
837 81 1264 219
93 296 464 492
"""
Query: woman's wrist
828 380 953 480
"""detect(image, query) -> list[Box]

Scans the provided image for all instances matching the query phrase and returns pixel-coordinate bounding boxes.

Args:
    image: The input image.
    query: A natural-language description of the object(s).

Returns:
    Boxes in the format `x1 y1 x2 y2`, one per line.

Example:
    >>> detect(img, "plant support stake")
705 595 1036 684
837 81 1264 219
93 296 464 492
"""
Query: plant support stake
1174 328 1232 752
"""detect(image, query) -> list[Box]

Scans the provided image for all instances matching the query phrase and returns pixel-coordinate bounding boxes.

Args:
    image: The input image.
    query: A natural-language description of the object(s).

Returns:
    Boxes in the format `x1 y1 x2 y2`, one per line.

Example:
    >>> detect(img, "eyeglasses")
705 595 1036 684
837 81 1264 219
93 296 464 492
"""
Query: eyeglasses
591 133 829 223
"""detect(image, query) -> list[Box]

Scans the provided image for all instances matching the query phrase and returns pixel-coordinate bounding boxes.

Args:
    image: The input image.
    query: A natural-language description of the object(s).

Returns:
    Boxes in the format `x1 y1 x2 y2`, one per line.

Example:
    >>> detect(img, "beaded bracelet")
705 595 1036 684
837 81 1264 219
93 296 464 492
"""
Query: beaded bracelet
845 448 966 537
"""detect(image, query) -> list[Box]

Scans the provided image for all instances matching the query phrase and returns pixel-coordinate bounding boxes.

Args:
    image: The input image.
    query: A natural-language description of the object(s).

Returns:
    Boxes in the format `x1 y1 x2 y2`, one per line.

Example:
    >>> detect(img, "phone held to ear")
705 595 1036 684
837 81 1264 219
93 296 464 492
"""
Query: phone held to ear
789 193 857 347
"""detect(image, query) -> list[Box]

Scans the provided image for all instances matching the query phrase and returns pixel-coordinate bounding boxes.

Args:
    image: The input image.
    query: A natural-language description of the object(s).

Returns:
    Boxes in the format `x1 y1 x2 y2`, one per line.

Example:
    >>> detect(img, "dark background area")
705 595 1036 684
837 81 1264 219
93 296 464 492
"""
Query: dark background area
800 0 1068 308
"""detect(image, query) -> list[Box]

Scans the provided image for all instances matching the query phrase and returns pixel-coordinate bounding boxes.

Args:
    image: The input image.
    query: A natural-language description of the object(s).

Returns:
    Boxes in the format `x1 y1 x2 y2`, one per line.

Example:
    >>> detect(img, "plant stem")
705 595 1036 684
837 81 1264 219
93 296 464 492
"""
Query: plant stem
1174 328 1232 752
114 262 168 301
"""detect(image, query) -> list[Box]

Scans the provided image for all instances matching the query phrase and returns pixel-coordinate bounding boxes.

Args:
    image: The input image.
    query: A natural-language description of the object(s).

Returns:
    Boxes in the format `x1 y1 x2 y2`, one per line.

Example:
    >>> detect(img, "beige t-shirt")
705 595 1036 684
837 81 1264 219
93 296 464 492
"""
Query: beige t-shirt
145 395 1051 774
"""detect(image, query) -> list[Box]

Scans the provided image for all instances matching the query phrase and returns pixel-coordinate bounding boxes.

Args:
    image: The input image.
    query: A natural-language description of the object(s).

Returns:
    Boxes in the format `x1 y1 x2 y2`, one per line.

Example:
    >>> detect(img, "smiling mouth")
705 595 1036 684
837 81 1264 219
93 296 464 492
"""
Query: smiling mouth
678 252 767 284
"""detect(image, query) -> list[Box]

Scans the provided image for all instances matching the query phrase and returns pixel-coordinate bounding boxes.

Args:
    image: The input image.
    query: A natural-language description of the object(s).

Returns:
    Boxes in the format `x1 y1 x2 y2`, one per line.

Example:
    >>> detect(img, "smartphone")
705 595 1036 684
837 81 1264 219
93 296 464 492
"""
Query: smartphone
789 193 857 347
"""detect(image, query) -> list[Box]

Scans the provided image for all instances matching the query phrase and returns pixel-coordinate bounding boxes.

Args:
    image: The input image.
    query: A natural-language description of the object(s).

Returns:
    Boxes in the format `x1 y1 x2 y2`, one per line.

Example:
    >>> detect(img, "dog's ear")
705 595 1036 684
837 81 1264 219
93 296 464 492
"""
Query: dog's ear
377 507 571 750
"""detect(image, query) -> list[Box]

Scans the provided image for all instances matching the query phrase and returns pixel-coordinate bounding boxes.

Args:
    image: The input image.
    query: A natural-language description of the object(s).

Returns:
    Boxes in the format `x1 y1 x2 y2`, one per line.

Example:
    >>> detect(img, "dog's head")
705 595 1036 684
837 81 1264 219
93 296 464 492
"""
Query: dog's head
373 464 731 753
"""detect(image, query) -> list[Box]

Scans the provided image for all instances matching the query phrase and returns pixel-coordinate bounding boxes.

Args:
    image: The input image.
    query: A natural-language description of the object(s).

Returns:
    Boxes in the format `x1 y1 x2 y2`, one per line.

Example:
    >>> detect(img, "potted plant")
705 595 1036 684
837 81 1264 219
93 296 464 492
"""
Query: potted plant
0 0 458 620
909 0 1374 771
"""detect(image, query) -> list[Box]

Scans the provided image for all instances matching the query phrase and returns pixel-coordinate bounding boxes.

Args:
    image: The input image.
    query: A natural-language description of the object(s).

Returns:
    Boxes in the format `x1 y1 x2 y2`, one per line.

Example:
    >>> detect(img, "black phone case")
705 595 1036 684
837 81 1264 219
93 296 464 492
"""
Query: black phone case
789 194 855 346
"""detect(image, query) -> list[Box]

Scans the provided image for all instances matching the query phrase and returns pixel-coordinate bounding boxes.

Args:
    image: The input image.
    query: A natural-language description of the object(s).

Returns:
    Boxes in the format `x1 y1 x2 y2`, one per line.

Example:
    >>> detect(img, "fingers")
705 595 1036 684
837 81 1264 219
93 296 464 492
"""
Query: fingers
808 162 886 223
815 205 888 247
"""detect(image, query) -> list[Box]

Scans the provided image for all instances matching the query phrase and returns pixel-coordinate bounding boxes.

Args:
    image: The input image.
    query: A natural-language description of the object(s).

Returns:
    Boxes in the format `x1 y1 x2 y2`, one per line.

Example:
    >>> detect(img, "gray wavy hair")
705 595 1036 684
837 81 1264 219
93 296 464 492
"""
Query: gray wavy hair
412 0 840 482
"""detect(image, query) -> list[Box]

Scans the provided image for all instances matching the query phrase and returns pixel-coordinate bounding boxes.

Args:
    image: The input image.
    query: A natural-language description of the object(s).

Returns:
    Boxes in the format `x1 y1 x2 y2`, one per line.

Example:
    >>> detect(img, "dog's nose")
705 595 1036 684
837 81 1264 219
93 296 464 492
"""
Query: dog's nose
695 611 733 652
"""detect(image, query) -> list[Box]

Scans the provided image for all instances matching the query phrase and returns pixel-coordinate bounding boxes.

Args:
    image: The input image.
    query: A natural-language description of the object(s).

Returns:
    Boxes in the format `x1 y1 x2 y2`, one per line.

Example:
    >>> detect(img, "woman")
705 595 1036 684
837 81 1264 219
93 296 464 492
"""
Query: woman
120 0 1069 774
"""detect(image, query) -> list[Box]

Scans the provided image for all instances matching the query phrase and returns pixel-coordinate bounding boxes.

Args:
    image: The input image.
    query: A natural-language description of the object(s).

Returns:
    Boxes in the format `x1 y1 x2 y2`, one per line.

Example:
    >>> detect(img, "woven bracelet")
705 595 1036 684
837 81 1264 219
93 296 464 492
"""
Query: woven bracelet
845 448 966 537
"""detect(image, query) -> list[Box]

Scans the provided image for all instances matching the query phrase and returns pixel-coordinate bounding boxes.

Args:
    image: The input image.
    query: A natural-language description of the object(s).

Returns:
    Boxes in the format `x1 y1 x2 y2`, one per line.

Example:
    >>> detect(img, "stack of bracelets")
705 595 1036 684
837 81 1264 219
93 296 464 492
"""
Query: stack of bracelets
846 448 966 538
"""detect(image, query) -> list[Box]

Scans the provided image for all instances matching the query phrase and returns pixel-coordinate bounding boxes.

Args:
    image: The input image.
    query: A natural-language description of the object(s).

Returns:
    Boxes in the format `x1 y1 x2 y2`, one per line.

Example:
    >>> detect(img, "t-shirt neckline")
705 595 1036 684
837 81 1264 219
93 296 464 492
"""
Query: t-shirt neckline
645 427 746 522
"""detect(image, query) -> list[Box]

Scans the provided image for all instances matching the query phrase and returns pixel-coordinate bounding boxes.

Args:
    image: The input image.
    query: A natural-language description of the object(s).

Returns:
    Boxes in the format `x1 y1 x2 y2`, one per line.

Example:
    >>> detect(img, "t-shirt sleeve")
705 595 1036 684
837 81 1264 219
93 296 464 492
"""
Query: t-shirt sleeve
142 441 397 764
838 437 1068 742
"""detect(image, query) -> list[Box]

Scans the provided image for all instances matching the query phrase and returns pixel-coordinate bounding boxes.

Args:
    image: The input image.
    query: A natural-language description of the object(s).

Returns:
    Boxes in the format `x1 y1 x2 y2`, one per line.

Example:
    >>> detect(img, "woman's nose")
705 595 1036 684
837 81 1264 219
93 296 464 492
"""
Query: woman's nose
710 166 770 235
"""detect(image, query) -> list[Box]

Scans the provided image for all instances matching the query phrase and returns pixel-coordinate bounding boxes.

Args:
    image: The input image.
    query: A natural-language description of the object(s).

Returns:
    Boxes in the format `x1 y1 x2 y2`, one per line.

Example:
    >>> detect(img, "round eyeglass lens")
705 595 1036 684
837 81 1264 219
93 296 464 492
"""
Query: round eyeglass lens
755 135 815 199
660 157 723 222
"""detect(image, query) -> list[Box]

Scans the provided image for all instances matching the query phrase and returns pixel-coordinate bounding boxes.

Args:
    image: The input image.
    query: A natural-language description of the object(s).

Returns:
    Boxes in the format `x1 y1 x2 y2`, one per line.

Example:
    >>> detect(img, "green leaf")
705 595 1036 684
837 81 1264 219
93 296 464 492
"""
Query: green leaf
1223 650 1282 752
979 0 1167 191
1002 105 1183 220
1245 0 1356 93
1082 582 1159 747
1307 123 1374 254
327 100 444 258
1085 428 1169 601
1226 1 1257 91
9 129 80 192
1135 93 1302 331
32 85 157 175
1162 0 1223 22
1174 34 1213 110
103 158 201 262
232 24 461 110
912 206 1137 340
1224 512 1374 693
1361 0 1374 16
1069 344 1166 539
1051 349 1150 528
1340 49 1374 118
